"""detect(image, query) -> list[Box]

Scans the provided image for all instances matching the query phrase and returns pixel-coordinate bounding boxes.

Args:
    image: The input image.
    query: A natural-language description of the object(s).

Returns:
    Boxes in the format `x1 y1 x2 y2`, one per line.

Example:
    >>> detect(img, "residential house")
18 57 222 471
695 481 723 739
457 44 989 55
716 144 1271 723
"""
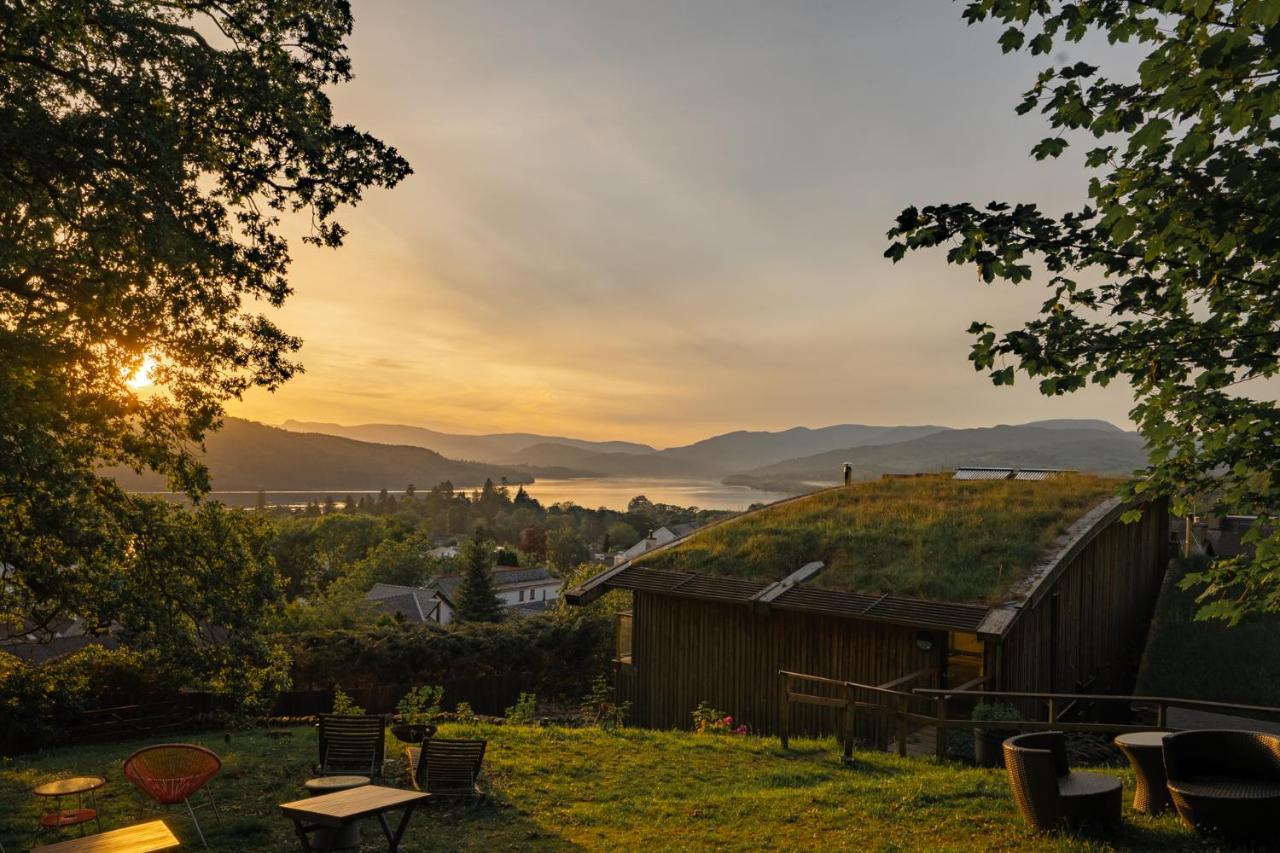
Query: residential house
365 566 563 626
613 523 699 566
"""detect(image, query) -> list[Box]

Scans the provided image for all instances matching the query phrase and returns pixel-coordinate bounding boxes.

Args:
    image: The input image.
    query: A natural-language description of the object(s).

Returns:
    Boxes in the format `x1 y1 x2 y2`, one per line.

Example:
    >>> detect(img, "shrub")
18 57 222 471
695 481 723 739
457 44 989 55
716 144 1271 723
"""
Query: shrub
581 675 629 730
692 701 748 735
454 701 476 723
971 702 1023 725
506 692 537 724
395 685 444 726
331 688 366 715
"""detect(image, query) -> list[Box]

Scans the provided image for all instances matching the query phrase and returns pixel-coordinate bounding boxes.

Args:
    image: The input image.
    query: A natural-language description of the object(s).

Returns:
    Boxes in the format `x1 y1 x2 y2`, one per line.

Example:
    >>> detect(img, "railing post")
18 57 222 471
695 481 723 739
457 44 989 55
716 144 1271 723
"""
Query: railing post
1048 698 1057 725
842 683 855 764
1156 701 1166 729
935 695 947 761
898 695 908 757
779 672 790 750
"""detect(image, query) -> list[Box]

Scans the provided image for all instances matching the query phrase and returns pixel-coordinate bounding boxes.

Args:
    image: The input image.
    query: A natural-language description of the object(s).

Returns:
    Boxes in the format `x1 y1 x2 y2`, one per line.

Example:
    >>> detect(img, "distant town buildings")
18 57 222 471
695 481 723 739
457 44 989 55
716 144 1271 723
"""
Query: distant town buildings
613 523 699 566
365 566 563 626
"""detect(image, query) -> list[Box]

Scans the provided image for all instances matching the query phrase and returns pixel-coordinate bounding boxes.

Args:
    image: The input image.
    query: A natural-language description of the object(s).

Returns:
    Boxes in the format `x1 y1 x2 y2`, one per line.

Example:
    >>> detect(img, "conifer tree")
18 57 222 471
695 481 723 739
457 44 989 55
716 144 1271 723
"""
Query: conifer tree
455 530 503 623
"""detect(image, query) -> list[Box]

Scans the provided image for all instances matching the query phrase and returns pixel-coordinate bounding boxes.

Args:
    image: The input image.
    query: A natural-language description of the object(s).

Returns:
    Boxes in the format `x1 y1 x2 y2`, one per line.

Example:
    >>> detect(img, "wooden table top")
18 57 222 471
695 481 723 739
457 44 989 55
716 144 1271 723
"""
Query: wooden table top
31 820 179 853
1115 731 1170 749
304 774 371 792
280 784 429 827
34 776 107 797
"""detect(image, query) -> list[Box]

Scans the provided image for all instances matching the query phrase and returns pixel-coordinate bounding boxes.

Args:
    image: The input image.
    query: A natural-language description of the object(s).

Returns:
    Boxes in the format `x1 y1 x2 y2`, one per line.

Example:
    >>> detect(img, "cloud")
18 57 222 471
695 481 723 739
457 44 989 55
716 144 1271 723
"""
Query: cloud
232 0 1143 444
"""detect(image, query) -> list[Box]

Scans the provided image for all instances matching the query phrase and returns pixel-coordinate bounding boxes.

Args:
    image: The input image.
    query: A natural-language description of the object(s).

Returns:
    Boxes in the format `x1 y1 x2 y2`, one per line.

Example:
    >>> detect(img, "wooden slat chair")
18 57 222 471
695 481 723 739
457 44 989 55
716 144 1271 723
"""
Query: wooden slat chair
316 714 387 778
406 738 487 800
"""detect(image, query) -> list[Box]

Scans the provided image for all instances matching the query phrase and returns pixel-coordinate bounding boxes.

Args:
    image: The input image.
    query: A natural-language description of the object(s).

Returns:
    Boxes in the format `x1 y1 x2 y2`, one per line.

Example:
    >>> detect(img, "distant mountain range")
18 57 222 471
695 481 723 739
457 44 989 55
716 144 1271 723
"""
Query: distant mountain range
100 415 1150 499
280 420 654 460
105 418 532 492
722 423 1147 491
270 417 1147 491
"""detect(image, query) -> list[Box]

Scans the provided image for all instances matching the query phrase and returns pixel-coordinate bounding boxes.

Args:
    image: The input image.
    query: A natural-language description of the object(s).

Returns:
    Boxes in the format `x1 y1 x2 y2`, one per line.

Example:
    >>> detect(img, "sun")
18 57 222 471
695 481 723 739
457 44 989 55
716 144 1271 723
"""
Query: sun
125 354 157 390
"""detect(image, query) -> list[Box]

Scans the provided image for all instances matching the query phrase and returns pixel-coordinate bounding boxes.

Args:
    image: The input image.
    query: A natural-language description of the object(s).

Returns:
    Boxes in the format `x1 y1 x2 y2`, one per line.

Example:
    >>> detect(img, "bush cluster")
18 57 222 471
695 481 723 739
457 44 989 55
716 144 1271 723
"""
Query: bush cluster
285 611 614 702
0 645 169 754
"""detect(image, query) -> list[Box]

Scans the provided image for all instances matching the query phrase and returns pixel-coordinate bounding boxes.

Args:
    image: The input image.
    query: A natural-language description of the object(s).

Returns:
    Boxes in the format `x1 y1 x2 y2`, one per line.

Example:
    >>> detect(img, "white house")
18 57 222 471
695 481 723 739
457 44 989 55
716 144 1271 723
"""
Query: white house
613 522 699 565
365 566 563 626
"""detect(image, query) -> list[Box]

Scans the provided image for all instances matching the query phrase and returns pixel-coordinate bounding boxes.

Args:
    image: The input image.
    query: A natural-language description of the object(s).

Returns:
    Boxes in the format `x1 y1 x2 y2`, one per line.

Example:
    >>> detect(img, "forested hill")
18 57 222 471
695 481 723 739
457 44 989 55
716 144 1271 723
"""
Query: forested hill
724 424 1147 491
103 418 533 492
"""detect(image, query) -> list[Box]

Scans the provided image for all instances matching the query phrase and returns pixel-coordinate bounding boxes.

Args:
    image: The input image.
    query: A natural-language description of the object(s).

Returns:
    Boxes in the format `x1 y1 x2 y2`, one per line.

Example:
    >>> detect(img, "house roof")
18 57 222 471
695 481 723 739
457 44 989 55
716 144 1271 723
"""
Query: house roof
568 473 1130 637
425 566 559 601
365 584 441 623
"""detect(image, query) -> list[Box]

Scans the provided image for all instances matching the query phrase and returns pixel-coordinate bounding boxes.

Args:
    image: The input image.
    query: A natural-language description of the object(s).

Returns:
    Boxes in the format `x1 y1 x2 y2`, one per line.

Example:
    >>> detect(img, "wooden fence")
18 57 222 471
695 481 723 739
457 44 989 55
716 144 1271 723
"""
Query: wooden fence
779 669 1280 761
274 673 530 718
42 673 529 750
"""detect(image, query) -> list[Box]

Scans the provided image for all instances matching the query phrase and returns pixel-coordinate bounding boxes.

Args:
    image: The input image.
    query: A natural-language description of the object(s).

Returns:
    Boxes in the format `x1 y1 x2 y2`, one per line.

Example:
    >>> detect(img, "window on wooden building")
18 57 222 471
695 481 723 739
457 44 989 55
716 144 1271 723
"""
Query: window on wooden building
947 632 984 689
614 611 633 667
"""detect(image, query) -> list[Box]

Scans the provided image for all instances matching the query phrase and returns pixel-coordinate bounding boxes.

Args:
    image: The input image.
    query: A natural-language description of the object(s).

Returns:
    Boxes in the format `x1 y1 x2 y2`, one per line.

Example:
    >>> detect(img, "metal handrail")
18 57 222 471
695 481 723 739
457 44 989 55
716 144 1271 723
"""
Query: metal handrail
912 687 1280 717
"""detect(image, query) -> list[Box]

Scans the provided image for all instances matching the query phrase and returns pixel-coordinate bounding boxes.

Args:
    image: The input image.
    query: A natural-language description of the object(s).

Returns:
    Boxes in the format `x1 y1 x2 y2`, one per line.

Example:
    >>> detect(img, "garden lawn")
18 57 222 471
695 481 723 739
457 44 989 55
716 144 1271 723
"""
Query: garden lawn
0 723 1237 852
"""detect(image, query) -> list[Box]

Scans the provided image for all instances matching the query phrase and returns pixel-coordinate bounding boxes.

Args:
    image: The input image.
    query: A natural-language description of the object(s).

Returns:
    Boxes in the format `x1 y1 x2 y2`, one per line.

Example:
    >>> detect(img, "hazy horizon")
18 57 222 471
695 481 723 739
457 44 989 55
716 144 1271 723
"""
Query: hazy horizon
273 414 1130 447
228 1 1150 445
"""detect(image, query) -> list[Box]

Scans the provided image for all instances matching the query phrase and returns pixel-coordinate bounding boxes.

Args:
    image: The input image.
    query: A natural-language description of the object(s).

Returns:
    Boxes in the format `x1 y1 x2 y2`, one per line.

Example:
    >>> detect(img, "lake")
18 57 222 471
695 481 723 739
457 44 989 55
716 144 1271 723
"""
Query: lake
186 477 801 512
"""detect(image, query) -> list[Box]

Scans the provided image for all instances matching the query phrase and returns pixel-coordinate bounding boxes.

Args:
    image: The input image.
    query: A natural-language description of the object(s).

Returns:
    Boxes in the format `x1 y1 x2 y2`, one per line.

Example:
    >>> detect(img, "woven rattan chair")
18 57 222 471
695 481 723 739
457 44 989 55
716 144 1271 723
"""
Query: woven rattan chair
1163 729 1280 841
316 713 387 778
123 744 221 848
1003 731 1121 833
407 738 487 800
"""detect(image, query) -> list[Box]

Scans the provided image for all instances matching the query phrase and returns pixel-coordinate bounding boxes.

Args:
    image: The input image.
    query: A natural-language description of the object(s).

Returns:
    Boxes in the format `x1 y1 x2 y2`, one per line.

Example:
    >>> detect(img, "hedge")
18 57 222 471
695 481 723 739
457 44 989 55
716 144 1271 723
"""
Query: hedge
284 610 614 702
0 645 170 754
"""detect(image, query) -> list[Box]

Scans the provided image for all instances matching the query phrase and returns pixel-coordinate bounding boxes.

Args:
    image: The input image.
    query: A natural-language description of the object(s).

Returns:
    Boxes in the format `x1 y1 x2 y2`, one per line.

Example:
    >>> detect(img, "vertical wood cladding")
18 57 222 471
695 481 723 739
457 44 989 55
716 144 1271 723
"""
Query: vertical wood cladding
997 499 1169 696
627 593 933 741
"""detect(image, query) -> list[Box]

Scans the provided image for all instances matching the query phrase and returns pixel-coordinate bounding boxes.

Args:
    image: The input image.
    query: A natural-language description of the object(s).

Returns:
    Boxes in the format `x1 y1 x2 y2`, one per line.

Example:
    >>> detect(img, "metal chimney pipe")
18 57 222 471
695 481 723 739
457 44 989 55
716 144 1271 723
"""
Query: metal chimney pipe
843 463 852 486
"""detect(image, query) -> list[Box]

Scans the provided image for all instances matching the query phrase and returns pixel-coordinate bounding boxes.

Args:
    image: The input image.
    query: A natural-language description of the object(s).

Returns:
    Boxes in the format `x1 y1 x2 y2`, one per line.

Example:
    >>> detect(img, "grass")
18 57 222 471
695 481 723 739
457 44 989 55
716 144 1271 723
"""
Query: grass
637 474 1120 602
0 722 1238 852
1136 555 1280 707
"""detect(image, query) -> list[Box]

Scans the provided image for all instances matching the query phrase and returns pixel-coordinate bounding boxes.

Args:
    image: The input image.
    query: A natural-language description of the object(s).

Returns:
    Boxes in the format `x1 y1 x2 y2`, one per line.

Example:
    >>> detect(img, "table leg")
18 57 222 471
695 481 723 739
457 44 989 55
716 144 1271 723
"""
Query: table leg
90 788 102 833
390 804 418 851
292 818 315 853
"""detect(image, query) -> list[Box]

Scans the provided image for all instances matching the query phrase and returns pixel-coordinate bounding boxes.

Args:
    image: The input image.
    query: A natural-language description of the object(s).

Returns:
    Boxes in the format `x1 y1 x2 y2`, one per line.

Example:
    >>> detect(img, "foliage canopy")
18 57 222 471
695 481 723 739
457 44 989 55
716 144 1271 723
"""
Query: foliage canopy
886 0 1280 620
0 2 407 673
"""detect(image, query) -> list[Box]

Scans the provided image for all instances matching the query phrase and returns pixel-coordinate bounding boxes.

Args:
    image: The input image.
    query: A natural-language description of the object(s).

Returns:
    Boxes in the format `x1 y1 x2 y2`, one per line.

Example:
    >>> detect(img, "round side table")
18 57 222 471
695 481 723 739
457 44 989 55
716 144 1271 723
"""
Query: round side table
1114 731 1173 815
303 775 370 853
33 775 106 837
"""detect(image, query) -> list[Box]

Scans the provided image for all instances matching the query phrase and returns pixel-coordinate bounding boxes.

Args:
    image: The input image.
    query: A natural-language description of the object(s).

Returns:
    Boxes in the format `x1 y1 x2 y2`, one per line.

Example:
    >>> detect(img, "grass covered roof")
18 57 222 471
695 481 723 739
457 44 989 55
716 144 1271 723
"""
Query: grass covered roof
634 473 1121 604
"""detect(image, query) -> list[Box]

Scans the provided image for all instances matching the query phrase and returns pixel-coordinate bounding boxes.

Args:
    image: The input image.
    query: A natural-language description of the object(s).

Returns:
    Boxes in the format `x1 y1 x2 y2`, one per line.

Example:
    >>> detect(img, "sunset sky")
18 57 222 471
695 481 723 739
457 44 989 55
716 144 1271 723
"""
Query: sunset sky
233 0 1144 446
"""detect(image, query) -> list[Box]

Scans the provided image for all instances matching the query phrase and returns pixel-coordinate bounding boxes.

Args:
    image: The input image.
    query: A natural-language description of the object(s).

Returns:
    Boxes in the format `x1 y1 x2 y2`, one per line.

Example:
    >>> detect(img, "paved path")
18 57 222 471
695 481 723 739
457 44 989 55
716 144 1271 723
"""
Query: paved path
1166 707 1280 735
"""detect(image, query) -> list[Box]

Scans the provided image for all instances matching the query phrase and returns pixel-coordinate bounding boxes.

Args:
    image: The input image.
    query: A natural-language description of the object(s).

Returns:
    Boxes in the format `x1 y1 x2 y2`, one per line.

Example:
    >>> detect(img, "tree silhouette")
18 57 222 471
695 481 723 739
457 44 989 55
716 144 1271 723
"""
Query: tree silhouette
455 531 503 623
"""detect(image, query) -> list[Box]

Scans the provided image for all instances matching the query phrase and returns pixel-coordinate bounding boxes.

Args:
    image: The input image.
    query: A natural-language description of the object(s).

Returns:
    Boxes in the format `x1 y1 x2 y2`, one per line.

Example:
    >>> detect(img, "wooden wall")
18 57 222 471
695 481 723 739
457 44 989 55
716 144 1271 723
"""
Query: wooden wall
625 593 937 741
996 499 1169 697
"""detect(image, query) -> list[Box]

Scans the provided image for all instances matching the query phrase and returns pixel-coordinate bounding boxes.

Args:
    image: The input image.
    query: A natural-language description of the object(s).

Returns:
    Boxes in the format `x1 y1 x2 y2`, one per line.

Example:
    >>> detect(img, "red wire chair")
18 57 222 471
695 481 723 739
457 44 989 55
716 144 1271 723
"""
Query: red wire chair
123 744 222 848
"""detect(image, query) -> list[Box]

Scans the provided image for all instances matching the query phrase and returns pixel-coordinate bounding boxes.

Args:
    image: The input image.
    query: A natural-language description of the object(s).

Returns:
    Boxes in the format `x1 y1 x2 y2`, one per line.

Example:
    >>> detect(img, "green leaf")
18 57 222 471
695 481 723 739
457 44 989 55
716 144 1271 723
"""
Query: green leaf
998 27 1025 52
1131 118 1172 152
